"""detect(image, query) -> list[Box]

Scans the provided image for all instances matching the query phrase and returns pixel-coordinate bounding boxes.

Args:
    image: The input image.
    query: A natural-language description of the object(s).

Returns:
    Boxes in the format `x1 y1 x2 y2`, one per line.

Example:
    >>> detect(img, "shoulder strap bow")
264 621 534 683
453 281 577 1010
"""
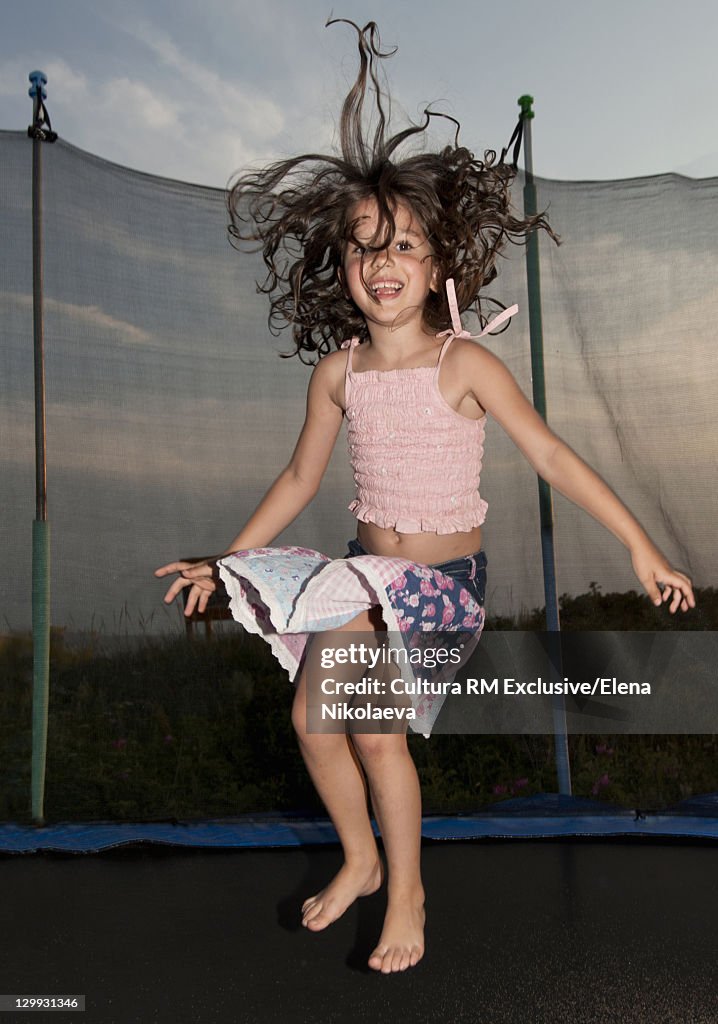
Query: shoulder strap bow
437 278 518 343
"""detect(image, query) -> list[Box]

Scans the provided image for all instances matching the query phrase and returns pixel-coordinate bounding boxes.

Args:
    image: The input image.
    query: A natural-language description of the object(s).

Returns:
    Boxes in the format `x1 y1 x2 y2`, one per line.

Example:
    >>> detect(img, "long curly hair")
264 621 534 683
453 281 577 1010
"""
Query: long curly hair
227 18 558 364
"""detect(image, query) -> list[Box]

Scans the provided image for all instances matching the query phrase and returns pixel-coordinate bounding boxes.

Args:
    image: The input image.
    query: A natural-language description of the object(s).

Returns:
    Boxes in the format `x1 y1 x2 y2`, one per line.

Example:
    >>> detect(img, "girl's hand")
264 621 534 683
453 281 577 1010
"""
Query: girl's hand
630 543 695 614
154 558 222 617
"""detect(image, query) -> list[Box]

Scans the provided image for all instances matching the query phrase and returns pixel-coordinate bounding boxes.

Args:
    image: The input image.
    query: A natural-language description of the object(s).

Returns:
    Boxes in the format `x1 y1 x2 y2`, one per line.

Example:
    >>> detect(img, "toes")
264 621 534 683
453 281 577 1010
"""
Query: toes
389 948 409 973
368 946 387 971
302 900 335 931
369 944 424 973
368 945 398 974
382 947 404 974
302 906 323 928
299 897 315 921
305 914 326 931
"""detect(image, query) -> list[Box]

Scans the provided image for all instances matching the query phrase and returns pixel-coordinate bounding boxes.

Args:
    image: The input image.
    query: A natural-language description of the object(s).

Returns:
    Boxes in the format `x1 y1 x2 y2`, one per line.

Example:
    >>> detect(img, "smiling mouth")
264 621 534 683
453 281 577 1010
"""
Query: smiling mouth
369 280 404 296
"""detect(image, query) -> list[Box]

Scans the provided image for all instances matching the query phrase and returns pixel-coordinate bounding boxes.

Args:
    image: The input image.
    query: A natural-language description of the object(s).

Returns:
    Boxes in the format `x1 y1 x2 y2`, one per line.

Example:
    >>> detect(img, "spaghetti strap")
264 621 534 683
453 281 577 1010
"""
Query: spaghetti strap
436 333 454 370
437 279 519 345
340 337 358 402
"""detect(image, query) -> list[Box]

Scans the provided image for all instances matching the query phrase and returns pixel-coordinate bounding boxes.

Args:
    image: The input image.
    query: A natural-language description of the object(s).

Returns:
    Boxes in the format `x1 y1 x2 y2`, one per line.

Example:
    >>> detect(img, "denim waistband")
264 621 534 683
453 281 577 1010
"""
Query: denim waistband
346 538 487 579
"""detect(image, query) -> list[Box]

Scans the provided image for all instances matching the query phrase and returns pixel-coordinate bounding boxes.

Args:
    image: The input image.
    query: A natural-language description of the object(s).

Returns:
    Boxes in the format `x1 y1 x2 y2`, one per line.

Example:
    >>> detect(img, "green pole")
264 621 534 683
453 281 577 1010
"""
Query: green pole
31 520 50 825
518 94 571 795
28 71 57 825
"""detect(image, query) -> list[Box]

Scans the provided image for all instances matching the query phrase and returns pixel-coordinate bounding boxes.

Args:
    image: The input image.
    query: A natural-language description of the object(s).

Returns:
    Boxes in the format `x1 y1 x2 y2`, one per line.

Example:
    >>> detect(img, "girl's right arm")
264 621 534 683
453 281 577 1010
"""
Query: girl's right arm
154 352 346 614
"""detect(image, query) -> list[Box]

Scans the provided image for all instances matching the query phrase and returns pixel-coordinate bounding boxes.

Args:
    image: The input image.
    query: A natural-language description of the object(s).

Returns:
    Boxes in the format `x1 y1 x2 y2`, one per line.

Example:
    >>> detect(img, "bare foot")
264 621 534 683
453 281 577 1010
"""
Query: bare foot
368 890 425 973
301 858 383 931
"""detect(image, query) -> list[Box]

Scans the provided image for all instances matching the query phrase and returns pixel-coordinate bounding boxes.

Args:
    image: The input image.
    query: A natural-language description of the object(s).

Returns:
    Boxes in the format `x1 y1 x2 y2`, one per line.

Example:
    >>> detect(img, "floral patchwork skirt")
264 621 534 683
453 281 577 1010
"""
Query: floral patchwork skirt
217 543 487 737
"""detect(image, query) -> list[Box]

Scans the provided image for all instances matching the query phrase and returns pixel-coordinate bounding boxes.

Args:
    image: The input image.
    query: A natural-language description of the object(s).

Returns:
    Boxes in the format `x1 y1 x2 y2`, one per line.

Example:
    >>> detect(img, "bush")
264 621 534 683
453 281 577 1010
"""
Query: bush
2 586 716 822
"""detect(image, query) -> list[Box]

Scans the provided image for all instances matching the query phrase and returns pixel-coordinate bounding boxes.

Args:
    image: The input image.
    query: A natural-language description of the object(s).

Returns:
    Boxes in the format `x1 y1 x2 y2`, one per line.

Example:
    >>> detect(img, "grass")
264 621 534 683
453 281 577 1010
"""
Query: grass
2 585 716 824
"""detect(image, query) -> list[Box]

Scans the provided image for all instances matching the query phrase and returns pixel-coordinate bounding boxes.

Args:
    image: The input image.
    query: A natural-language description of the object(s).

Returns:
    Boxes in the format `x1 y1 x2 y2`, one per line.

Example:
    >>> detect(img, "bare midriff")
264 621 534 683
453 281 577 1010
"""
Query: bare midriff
356 521 483 564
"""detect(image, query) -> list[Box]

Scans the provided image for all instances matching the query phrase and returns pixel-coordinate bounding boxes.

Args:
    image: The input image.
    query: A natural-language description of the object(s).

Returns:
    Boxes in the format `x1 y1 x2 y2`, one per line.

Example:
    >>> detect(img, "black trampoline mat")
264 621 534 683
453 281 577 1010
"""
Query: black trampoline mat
2 840 718 1023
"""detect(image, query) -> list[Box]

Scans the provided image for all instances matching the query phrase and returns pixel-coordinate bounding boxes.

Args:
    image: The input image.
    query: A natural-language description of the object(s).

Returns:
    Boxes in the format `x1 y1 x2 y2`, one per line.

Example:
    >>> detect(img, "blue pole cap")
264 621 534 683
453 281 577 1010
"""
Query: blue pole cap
27 69 57 141
28 70 48 100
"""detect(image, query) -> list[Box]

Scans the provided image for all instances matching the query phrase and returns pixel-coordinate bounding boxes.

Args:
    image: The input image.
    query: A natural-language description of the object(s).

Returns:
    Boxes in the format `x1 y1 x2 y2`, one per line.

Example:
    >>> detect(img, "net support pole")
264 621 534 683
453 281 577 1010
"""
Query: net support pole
518 95 571 796
28 71 57 826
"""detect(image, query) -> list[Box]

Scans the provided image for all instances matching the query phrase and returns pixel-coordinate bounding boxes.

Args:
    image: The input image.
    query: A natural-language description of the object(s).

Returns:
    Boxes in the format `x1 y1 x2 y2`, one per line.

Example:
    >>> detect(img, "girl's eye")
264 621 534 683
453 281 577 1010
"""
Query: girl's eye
352 245 366 256
396 240 412 252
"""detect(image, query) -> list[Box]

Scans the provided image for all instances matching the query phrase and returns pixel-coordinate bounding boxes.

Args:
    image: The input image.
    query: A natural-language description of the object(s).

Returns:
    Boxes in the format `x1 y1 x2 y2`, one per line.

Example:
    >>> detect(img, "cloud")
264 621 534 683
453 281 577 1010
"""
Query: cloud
0 57 79 100
83 15 293 185
1 391 314 488
103 77 180 131
136 26 284 141
0 291 154 346
0 38 288 187
0 56 181 135
62 210 267 330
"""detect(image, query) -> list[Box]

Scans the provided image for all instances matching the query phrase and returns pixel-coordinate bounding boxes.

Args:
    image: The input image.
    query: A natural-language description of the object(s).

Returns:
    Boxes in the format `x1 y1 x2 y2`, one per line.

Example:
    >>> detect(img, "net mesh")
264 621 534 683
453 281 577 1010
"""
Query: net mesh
1 130 716 823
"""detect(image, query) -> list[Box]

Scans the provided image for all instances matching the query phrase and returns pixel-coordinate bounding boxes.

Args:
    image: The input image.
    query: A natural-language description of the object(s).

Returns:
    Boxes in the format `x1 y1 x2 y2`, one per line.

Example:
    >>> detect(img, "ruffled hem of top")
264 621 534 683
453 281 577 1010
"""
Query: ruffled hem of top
348 498 487 535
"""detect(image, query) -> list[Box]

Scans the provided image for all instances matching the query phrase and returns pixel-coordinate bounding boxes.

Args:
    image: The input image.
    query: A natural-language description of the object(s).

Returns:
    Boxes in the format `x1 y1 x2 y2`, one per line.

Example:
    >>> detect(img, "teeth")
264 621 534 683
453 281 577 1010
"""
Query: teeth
371 282 402 292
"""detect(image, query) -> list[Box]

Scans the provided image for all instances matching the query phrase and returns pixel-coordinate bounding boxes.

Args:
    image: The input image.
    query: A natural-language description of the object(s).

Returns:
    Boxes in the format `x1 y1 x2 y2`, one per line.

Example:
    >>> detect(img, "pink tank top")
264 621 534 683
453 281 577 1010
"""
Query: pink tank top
342 337 484 534
341 281 518 535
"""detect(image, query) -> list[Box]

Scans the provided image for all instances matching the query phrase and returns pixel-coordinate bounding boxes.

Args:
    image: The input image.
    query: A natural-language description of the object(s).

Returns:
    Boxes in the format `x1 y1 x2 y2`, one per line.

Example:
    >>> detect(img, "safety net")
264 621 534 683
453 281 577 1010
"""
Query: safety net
1 129 717 844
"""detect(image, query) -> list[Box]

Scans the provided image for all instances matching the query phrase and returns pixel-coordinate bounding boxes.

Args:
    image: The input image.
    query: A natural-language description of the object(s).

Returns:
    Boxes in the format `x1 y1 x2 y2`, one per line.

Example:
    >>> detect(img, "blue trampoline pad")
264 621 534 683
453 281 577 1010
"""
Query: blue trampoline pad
2 794 718 853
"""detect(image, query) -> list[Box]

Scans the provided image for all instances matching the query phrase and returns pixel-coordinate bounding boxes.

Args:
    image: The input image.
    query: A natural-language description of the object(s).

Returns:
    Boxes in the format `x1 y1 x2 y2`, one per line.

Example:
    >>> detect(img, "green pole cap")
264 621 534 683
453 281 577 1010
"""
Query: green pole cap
518 94 535 119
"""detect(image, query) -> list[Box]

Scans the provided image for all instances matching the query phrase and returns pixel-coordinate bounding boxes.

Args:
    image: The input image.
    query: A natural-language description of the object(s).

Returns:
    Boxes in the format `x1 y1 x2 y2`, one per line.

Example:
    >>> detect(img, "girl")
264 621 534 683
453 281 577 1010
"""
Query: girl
155 20 695 974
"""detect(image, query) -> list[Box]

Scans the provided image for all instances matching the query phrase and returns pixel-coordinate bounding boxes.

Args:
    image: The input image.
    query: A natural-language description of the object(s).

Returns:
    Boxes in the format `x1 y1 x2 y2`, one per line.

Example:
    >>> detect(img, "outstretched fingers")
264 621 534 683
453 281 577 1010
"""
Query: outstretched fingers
632 543 696 615
655 573 696 610
183 579 216 616
153 560 219 614
653 569 695 614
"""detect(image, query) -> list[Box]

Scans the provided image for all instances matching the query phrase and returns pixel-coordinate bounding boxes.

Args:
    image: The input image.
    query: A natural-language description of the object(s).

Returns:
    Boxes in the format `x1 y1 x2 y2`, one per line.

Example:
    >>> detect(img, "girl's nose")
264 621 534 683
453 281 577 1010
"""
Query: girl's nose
369 246 391 267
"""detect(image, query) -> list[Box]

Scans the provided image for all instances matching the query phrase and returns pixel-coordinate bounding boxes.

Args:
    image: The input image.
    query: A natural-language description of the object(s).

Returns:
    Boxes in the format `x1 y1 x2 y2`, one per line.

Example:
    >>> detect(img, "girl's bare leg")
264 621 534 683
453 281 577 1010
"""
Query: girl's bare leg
352 729 425 972
291 609 425 972
291 614 384 933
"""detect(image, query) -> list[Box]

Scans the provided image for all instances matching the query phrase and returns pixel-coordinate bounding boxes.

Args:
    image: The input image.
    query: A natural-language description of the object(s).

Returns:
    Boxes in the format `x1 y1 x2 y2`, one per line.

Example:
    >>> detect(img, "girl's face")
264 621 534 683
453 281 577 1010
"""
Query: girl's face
342 197 439 332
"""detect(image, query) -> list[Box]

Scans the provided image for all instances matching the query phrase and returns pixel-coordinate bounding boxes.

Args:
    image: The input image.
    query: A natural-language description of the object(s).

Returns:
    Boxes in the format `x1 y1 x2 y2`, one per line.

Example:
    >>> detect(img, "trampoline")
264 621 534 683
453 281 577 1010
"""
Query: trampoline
3 75 718 1022
4 821 718 1023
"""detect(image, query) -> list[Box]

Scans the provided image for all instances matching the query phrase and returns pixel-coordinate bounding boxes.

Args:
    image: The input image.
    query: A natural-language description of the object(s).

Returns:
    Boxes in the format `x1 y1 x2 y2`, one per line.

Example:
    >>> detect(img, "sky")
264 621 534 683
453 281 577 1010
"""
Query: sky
2 0 718 188
2 0 717 632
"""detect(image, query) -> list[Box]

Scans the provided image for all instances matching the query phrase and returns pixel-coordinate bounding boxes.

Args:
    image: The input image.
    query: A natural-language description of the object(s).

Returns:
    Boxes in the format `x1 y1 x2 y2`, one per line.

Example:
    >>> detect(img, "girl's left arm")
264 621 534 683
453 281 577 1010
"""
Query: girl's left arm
469 345 695 614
